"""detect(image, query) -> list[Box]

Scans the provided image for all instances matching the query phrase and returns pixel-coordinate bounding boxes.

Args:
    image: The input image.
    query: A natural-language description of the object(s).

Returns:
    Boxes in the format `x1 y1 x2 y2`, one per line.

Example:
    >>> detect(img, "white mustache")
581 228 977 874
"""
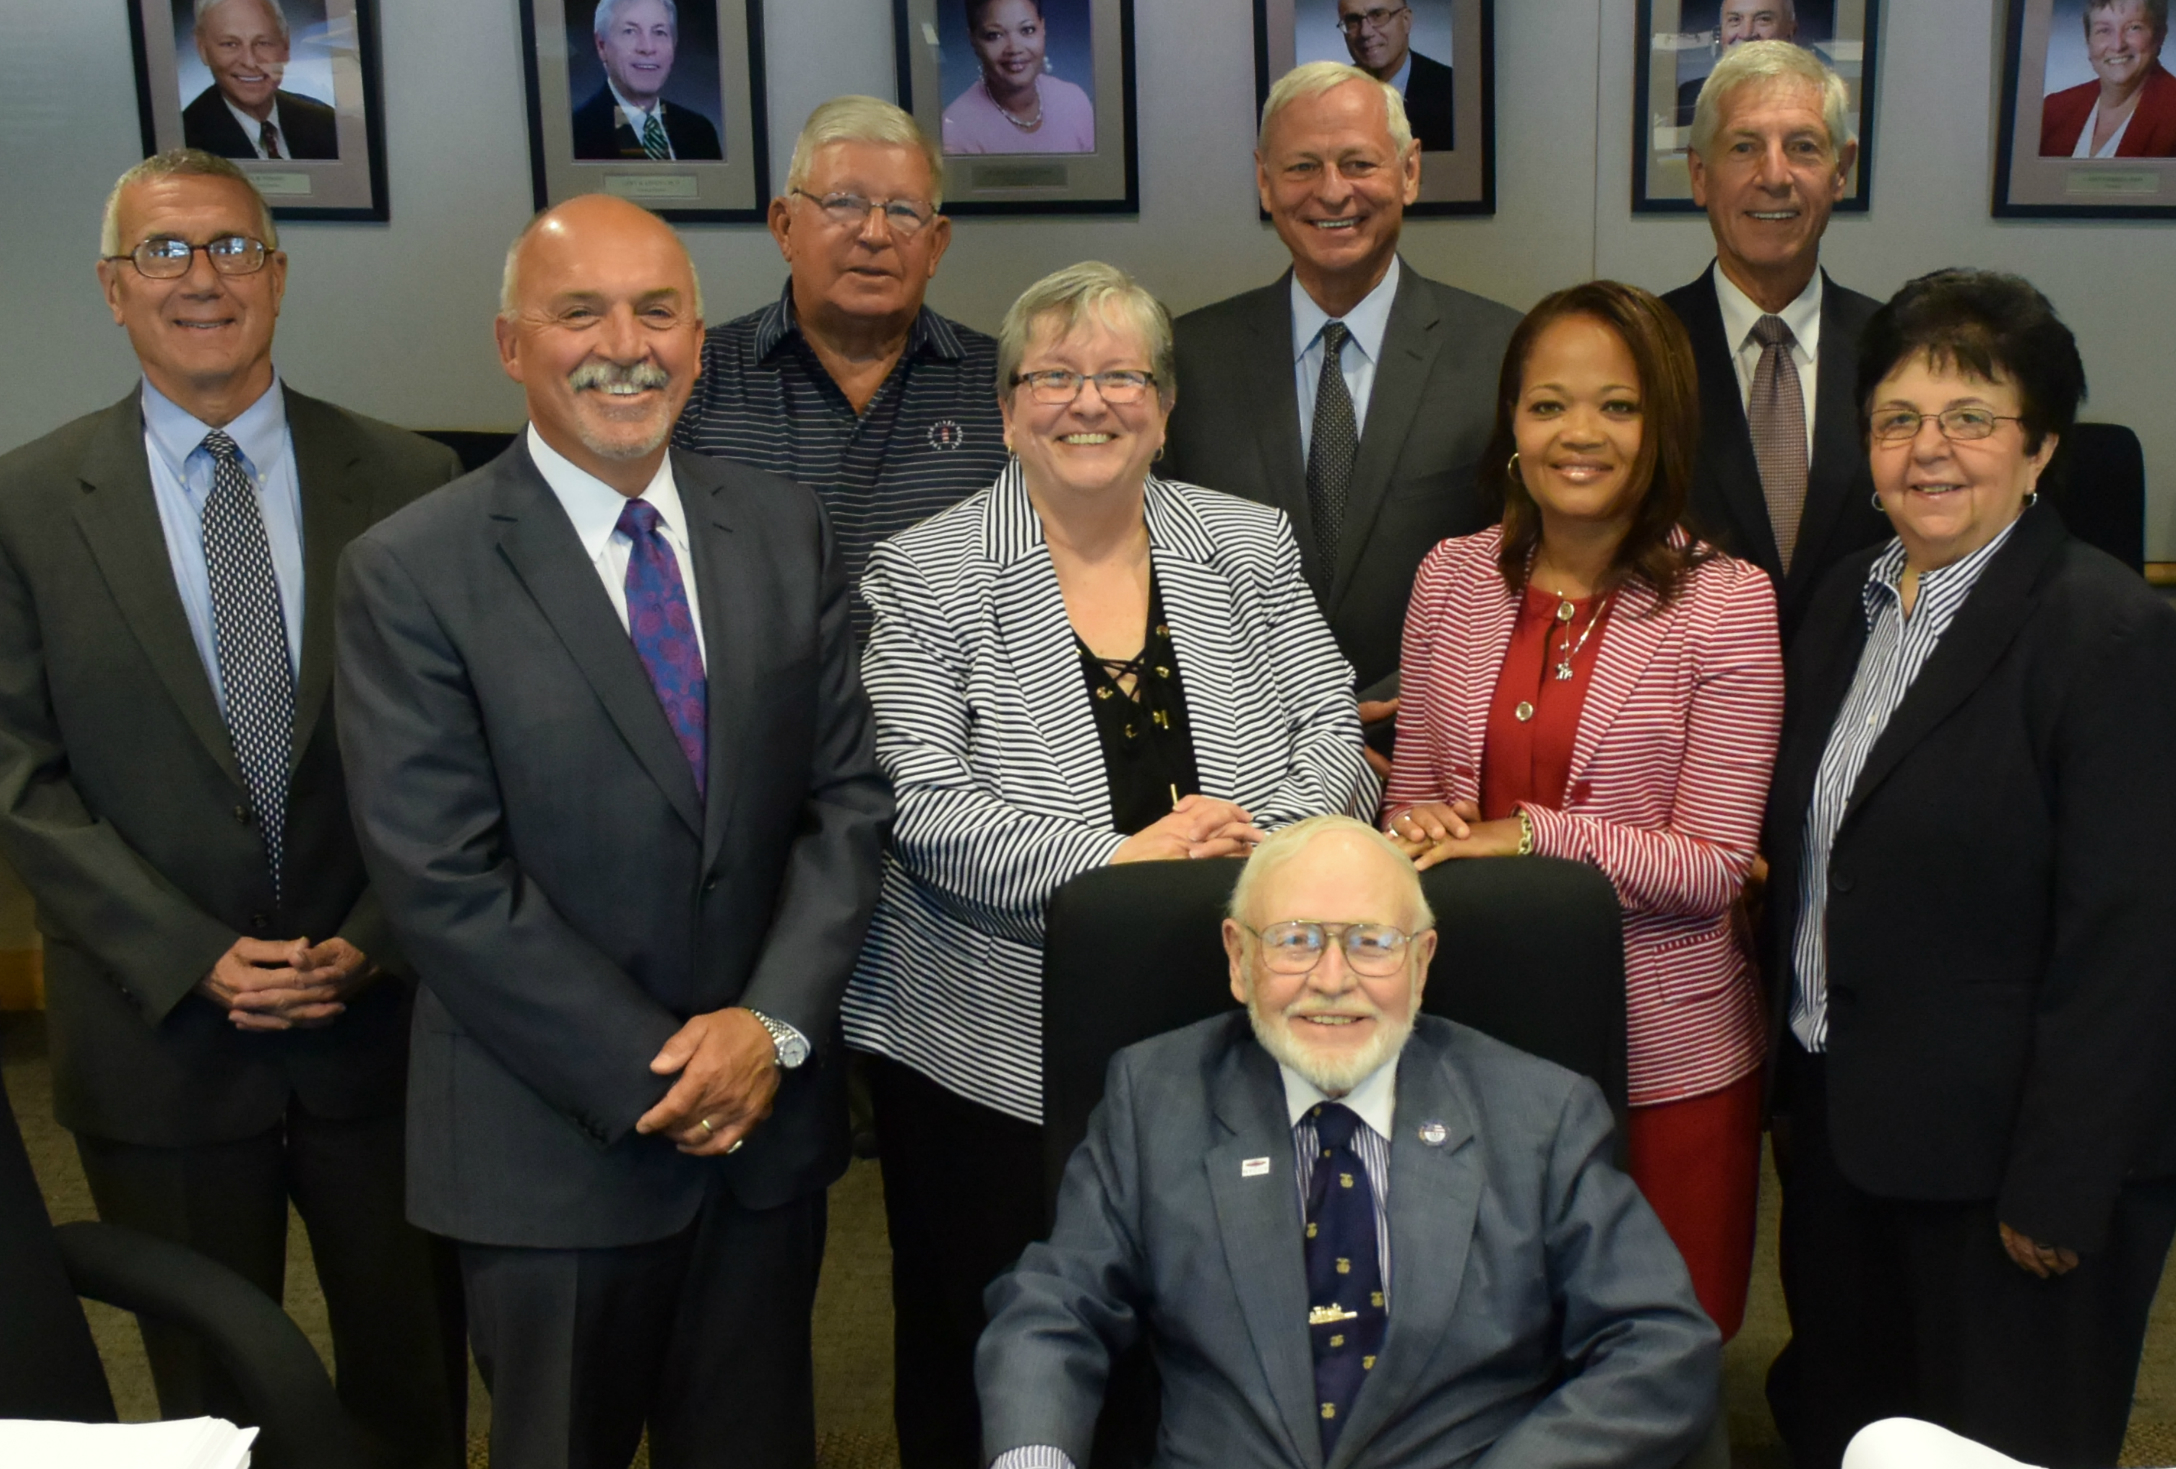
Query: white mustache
568 361 671 394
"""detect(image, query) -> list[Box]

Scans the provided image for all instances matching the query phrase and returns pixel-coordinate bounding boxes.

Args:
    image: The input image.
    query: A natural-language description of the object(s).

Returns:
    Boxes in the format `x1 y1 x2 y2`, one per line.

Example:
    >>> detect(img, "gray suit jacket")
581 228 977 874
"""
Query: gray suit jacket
1163 262 1520 698
979 1013 1718 1469
0 388 457 1146
334 439 891 1248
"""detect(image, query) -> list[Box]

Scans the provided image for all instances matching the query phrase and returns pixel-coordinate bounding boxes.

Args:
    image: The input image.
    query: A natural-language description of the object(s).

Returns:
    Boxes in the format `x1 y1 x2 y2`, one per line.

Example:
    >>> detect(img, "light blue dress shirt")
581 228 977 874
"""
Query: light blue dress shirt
1292 255 1401 463
140 376 306 717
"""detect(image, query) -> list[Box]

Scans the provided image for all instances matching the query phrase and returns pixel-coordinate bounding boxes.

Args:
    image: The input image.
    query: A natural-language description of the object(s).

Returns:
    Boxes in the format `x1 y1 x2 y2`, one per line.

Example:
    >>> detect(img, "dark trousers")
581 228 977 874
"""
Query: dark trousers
460 1180 826 1469
1768 1041 2176 1469
74 1099 467 1469
867 1055 1048 1469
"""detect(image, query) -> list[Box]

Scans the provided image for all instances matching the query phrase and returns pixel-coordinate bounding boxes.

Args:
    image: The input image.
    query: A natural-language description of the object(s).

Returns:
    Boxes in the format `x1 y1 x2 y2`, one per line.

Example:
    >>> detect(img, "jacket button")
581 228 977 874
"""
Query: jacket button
251 912 270 930
703 876 720 893
233 805 253 825
1831 873 1854 894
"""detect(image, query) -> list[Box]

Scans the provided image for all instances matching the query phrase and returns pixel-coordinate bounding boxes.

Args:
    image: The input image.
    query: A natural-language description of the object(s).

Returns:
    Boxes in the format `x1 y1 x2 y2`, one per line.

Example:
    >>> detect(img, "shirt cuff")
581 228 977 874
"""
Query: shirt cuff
990 1449 1076 1469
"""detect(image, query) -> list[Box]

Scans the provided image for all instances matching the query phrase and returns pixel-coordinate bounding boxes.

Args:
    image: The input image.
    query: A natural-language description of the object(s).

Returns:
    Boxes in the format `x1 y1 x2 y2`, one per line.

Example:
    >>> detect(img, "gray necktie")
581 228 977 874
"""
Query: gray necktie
1748 314 1808 572
1307 321 1359 572
200 430 296 899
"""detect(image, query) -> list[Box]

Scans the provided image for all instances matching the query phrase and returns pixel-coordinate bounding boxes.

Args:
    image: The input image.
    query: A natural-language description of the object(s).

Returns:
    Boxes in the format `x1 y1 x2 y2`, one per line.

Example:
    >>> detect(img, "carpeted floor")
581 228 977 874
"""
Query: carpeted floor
7 1010 2175 1468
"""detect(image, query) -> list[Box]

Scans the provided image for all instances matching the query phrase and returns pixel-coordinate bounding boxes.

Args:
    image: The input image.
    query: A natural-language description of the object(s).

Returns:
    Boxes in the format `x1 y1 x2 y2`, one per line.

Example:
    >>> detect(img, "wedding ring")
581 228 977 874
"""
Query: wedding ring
698 1117 715 1135
727 1139 744 1155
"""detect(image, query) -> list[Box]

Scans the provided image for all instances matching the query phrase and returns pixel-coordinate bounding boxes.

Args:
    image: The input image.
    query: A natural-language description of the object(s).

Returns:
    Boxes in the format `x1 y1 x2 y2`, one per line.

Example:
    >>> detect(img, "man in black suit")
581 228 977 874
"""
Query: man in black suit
571 0 723 161
181 0 339 160
336 194 890 1469
1662 41 1888 649
1336 0 1453 154
1164 62 1516 770
0 150 462 1465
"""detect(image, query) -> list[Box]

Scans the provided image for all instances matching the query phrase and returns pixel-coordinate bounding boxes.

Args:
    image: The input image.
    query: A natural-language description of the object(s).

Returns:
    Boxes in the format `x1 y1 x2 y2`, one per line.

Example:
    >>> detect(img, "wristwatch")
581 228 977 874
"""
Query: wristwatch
747 1009 810 1070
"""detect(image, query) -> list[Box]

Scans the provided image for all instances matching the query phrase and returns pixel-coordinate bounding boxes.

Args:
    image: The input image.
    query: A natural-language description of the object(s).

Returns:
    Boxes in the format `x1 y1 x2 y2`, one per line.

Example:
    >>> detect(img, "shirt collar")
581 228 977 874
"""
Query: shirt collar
753 278 965 366
1861 516 2022 630
1389 53 1413 94
141 372 287 483
525 424 686 560
607 82 664 128
1279 1044 1401 1142
1291 254 1402 367
220 94 284 147
1713 261 1823 360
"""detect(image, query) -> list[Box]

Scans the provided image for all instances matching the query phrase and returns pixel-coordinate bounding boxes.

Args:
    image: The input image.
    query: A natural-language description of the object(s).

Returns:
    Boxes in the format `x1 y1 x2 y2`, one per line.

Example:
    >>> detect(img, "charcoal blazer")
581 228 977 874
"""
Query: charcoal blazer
181 85 339 159
335 438 890 1248
1662 267 1891 649
1760 505 2176 1252
1164 262 1520 698
979 1012 1719 1469
0 388 456 1145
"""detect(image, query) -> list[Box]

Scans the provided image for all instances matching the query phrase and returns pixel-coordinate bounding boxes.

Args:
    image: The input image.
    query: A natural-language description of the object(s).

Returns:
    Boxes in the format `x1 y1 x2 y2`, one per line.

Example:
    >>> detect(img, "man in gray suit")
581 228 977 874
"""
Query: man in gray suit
335 194 891 1469
0 150 464 1465
1163 62 1519 769
979 816 1718 1469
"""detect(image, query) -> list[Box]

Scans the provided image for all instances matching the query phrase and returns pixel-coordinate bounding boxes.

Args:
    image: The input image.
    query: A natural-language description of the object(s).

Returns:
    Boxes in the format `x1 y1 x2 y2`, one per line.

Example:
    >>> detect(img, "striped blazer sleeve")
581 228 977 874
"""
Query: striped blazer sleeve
1382 540 1460 819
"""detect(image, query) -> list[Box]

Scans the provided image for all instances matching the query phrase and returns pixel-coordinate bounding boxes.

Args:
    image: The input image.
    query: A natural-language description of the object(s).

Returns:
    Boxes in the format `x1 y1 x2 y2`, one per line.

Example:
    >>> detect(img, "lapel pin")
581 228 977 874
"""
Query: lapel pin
1418 1120 1449 1147
1241 1156 1271 1177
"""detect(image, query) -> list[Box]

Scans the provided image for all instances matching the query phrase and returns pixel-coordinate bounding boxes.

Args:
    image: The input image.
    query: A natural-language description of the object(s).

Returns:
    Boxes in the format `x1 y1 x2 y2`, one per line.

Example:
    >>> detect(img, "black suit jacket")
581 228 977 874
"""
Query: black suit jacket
570 87 724 161
1164 262 1519 698
0 388 456 1146
1663 266 1891 650
181 85 339 160
1401 50 1454 155
1760 505 2176 1253
335 440 890 1248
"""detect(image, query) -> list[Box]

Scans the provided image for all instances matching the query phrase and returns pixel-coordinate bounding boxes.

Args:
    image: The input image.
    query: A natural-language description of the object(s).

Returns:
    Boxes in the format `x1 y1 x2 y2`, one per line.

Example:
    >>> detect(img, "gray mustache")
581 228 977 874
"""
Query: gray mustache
567 361 671 393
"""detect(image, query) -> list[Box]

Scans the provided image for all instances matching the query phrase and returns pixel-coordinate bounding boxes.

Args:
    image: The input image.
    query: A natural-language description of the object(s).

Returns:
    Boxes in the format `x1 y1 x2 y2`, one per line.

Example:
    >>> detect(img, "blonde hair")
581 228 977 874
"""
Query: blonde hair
1689 39 1851 161
1226 815 1435 933
995 261 1176 409
785 96 944 208
99 149 277 259
1257 60 1414 160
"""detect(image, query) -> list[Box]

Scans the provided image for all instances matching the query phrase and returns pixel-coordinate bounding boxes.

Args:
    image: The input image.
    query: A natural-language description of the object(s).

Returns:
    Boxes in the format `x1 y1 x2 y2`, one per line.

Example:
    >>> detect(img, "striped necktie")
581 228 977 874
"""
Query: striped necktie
641 113 671 160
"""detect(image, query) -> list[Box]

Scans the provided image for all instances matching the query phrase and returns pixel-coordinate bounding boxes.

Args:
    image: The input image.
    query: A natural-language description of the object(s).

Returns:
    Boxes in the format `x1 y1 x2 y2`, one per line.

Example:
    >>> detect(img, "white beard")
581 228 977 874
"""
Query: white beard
1248 994 1415 1096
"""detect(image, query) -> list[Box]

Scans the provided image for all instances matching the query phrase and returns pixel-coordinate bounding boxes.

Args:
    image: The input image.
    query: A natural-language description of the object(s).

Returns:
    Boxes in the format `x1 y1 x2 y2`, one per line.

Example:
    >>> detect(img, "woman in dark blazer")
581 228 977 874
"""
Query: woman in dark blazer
1760 269 2176 1469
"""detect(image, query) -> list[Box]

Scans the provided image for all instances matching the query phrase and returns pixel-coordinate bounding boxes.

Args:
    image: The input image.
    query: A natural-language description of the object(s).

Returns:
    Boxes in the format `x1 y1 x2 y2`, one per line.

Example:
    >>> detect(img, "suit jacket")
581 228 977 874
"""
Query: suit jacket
570 87 724 161
1662 266 1891 651
978 1013 1720 1469
845 466 1377 1124
335 439 890 1248
1165 262 1520 698
1401 51 1454 155
0 388 456 1146
2041 62 2176 158
1383 526 1781 1107
1760 505 2176 1253
181 85 339 160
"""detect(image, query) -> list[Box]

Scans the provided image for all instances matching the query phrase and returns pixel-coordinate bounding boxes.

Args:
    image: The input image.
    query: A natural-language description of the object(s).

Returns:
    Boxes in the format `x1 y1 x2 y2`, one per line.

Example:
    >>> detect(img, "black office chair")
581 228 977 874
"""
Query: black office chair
0 1078 370 1469
2043 422 2146 574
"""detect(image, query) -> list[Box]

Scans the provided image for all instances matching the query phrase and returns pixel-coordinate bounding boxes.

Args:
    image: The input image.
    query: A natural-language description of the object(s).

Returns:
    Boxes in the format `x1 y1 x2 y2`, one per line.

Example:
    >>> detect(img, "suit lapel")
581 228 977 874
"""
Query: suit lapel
1786 271 1866 599
1332 264 1443 610
1236 278 1313 565
1148 481 1246 803
490 443 705 838
1565 573 1682 788
684 455 749 871
70 395 243 788
285 389 374 771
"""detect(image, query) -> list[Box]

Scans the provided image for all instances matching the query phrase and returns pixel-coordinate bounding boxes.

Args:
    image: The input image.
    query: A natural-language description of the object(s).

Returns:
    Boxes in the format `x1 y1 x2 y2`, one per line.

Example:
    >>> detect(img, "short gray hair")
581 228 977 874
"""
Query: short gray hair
2086 0 2168 34
785 96 944 209
497 202 705 320
1226 815 1435 933
1258 60 1413 160
99 149 278 259
593 0 677 42
995 261 1175 409
195 0 289 44
1689 39 1851 160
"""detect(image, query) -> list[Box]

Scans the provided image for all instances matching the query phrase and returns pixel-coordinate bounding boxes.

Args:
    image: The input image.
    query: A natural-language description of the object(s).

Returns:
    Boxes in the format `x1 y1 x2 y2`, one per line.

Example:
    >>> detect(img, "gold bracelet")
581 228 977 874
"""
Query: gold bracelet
1515 808 1535 856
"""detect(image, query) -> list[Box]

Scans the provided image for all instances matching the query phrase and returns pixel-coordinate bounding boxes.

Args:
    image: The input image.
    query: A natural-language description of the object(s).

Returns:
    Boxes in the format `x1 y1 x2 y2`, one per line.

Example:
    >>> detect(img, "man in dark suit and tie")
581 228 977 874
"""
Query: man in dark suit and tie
336 193 890 1469
1335 1 1453 155
181 0 340 161
0 150 463 1465
978 816 1720 1469
570 0 724 161
1662 41 1889 648
1164 62 1517 771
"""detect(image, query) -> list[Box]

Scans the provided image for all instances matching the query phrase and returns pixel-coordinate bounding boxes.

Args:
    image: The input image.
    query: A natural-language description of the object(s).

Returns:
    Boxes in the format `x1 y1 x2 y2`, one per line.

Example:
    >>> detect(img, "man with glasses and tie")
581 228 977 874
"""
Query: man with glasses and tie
0 149 465 1465
1335 0 1454 155
571 0 724 162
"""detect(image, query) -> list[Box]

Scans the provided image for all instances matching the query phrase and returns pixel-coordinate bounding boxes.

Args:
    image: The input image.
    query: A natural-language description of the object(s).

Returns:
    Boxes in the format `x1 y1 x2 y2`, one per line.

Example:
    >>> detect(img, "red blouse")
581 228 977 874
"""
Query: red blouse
1479 584 1611 821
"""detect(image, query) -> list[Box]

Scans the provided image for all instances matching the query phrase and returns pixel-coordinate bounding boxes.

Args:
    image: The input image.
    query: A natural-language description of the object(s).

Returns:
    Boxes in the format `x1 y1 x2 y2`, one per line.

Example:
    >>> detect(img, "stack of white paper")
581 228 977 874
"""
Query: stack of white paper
0 1416 258 1469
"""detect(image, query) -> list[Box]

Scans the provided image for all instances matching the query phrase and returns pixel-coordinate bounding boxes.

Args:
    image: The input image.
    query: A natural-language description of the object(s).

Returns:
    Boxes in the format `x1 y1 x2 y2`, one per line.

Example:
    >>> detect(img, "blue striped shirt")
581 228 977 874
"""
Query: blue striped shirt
1789 525 2019 1051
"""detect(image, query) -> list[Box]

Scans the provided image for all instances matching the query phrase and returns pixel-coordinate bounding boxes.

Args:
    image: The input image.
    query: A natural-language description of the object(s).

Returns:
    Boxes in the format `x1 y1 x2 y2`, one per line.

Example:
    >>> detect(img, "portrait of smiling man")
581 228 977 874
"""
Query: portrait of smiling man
571 0 725 162
180 0 339 161
1333 0 1454 155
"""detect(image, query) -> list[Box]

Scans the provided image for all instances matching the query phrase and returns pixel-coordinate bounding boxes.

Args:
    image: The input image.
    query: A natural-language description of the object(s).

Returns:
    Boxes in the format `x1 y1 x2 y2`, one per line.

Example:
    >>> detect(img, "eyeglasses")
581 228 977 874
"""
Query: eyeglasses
103 235 270 279
1239 921 1424 977
1336 5 1410 36
1869 407 2027 444
791 189 936 237
1011 369 1158 405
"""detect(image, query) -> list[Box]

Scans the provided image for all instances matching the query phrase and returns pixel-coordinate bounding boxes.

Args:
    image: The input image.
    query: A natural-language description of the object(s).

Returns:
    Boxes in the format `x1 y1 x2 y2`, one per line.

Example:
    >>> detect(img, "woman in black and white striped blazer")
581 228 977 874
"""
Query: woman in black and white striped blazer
844 262 1377 1467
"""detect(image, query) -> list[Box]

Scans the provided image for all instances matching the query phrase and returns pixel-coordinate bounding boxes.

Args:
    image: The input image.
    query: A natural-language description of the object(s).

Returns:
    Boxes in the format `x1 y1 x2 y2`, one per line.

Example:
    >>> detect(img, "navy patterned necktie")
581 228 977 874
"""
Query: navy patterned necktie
1305 1101 1385 1456
199 430 296 899
1306 321 1359 575
617 500 708 796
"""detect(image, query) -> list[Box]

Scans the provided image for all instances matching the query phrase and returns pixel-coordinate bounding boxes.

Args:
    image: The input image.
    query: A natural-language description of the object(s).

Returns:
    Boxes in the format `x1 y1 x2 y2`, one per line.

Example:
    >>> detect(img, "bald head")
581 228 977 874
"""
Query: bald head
501 193 704 320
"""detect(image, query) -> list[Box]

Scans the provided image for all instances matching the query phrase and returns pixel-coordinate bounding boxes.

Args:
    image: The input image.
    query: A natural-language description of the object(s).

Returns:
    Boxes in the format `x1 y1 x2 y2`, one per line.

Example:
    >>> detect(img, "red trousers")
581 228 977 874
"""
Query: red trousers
1624 1068 1764 1339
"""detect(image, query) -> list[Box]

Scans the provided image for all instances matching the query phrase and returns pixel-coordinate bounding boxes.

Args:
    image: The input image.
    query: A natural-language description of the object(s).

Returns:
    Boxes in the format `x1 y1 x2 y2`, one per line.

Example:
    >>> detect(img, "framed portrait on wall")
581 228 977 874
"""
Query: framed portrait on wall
125 0 388 221
1632 0 1881 214
893 0 1139 214
1995 0 2176 218
517 0 769 222
1253 0 1495 215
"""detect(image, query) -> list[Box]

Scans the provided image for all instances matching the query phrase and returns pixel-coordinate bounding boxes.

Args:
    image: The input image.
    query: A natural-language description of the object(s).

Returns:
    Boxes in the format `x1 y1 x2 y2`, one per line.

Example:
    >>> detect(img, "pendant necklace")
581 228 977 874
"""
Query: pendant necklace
1550 590 1610 680
986 76 1044 129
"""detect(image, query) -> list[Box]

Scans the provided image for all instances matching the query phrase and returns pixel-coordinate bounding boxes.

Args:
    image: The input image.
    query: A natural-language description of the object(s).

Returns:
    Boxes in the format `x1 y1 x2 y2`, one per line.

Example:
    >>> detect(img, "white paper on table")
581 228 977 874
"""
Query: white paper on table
0 1416 258 1469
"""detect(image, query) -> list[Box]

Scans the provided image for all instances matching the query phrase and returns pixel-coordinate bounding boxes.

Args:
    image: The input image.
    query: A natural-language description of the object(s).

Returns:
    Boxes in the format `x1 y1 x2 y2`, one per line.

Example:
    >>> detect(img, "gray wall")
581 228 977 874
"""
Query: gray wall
3 0 2172 553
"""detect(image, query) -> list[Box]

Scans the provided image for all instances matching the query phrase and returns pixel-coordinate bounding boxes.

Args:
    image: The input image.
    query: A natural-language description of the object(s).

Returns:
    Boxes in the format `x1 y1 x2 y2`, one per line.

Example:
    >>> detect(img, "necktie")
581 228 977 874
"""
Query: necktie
1748 314 1809 573
618 500 707 796
260 121 283 160
199 430 296 899
641 114 671 160
1306 322 1359 576
1305 1102 1385 1457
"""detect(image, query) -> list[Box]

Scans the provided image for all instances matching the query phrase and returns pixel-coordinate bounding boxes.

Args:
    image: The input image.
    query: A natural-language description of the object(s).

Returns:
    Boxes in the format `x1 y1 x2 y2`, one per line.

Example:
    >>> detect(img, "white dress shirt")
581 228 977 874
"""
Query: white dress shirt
2070 99 2136 158
1713 263 1821 462
1292 255 1402 462
220 95 288 158
610 83 676 158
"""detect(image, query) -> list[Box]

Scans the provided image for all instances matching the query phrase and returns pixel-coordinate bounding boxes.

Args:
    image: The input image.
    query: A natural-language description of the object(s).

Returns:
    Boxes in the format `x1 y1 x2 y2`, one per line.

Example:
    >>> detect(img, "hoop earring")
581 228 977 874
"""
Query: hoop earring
1507 451 1522 483
1153 443 1166 463
1871 490 1884 511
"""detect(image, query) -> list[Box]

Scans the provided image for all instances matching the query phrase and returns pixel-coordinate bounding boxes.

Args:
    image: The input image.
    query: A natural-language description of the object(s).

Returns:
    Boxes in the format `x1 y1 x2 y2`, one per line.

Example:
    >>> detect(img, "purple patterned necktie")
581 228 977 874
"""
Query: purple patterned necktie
617 499 707 796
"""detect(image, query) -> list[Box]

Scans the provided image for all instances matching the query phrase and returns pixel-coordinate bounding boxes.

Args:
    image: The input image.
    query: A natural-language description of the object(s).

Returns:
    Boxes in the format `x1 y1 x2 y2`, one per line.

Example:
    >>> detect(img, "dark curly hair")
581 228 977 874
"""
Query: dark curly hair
1856 269 2085 454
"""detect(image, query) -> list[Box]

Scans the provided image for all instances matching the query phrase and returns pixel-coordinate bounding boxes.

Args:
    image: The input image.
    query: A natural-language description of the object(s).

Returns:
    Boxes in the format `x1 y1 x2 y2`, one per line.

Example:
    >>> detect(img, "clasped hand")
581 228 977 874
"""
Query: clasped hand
1999 1221 2080 1279
1111 795 1265 863
635 1007 780 1157
197 934 373 1032
1387 800 1525 868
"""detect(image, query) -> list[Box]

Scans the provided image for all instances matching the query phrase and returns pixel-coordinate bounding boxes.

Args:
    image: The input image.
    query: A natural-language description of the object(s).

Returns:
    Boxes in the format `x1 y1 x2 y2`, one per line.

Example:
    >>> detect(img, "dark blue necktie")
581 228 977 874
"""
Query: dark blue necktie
617 500 707 797
1305 1101 1385 1456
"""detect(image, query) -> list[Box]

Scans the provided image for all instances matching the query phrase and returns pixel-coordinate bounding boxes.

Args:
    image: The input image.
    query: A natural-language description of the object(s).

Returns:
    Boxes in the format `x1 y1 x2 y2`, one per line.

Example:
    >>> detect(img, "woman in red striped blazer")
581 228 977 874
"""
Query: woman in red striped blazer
1382 280 1783 1336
